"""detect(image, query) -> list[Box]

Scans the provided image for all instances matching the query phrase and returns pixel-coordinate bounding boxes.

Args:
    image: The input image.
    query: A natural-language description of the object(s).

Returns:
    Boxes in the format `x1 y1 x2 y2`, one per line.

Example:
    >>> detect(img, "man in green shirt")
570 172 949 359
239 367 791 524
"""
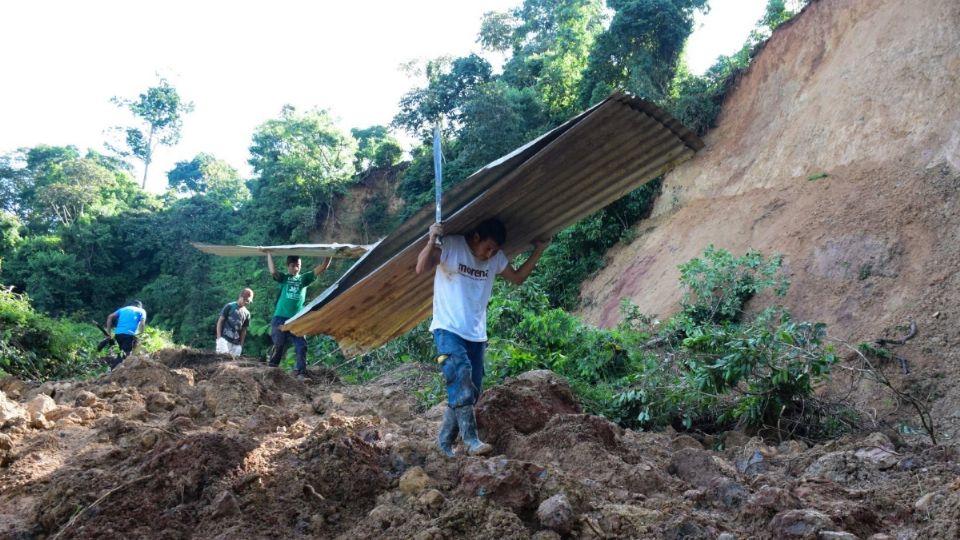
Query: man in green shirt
266 253 331 377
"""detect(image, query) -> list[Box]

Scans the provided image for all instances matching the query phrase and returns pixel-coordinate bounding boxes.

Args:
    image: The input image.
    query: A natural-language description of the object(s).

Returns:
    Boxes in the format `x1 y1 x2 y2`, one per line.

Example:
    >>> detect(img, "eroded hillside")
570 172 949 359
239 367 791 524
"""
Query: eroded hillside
580 0 960 439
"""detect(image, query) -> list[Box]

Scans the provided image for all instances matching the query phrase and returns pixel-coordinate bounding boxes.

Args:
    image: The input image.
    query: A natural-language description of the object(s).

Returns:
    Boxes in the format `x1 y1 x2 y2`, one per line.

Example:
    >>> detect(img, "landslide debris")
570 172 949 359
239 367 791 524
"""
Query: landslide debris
0 350 958 539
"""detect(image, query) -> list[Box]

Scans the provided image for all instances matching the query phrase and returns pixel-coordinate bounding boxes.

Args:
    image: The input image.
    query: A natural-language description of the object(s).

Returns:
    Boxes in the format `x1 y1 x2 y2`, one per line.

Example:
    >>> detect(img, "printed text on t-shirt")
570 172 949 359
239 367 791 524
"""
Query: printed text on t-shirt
458 263 488 280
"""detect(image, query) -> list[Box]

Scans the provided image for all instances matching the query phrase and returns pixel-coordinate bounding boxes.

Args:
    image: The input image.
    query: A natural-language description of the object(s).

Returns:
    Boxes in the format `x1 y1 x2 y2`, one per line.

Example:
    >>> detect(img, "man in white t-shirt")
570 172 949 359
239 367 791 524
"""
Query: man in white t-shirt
416 218 549 457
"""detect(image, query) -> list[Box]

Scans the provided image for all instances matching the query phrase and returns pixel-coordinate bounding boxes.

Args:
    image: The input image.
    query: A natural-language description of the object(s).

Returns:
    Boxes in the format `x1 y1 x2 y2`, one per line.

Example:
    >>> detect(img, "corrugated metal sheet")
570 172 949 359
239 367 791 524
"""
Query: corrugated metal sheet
191 242 374 259
283 92 704 357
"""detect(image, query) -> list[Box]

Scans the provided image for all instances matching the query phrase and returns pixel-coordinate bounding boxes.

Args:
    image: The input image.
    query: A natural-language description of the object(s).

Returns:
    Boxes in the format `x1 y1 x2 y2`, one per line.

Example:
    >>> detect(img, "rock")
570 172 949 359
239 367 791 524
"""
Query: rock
721 430 750 449
0 378 27 400
769 509 834 539
778 440 808 456
717 534 737 540
145 391 177 413
854 433 900 470
30 415 55 430
25 394 56 421
75 391 97 407
367 504 403 529
668 448 730 487
532 531 562 540
671 434 705 450
913 490 946 514
0 433 12 451
399 466 430 495
736 449 768 476
0 392 28 426
818 532 859 540
140 431 159 450
210 490 239 518
459 457 546 512
803 451 877 484
417 489 444 510
746 485 800 516
704 476 747 509
310 396 325 415
536 493 575 535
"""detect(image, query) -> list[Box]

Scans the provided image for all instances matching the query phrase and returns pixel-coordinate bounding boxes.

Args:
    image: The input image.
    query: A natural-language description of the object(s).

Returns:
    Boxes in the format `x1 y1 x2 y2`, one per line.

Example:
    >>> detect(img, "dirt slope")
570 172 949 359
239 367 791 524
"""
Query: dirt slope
2 351 959 539
579 0 960 438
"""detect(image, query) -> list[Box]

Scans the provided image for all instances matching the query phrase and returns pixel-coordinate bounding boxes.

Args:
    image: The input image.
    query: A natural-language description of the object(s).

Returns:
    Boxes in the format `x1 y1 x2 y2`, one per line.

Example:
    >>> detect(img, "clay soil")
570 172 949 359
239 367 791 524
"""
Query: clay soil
1 351 958 539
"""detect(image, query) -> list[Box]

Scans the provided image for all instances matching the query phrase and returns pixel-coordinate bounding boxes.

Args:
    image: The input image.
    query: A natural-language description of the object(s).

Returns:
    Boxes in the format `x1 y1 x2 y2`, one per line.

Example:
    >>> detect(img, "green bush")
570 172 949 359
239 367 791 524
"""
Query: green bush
0 288 95 380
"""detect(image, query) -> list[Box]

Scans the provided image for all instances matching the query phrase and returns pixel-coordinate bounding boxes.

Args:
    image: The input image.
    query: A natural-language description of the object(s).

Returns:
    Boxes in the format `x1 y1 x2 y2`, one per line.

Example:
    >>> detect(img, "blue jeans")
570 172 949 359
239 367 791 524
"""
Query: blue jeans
433 329 486 408
269 316 307 374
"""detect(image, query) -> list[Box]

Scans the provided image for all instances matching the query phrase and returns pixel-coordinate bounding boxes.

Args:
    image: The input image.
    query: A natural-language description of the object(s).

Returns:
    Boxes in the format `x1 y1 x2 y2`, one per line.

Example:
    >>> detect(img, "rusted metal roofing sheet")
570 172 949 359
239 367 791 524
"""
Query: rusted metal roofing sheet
283 92 704 357
191 242 374 259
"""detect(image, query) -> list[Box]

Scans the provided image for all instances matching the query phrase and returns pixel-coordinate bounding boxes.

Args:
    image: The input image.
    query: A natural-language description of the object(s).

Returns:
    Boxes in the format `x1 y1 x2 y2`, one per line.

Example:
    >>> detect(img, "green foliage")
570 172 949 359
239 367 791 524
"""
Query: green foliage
166 153 250 204
579 0 708 107
394 55 494 139
351 125 403 171
0 288 96 381
110 77 194 188
677 245 788 325
529 181 661 309
0 146 145 233
248 106 358 241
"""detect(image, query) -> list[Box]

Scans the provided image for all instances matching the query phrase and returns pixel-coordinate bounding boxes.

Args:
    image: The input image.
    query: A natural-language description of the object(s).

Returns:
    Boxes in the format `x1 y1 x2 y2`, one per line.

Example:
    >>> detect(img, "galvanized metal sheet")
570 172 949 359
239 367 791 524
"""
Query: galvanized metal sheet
283 92 704 356
191 242 373 259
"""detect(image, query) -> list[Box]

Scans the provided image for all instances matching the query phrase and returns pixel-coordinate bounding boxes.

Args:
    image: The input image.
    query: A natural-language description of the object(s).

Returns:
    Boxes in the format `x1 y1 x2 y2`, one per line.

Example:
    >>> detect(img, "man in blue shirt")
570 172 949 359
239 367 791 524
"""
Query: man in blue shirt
105 300 147 368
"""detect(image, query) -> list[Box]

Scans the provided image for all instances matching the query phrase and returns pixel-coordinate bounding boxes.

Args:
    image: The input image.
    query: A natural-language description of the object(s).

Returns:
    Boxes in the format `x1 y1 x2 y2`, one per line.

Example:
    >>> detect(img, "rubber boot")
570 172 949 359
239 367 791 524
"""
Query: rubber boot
454 405 493 456
437 407 458 458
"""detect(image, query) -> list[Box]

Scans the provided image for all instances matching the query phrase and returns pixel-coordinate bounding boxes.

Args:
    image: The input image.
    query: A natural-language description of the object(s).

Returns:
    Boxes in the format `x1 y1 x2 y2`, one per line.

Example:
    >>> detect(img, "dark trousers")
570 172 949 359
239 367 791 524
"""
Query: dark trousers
115 333 138 357
269 316 307 374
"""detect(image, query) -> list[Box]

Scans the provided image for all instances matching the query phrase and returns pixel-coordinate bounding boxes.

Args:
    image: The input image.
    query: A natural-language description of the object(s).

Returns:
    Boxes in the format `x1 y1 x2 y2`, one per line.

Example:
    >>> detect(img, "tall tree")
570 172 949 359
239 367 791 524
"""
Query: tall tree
482 0 605 120
0 146 142 232
110 78 194 189
350 126 403 171
578 0 708 107
167 153 250 205
248 106 357 241
393 54 494 139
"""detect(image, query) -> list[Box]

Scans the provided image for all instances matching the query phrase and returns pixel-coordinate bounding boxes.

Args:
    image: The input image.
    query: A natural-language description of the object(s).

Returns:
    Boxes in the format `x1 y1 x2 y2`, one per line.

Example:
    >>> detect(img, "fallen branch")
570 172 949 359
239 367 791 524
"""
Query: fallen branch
875 320 917 374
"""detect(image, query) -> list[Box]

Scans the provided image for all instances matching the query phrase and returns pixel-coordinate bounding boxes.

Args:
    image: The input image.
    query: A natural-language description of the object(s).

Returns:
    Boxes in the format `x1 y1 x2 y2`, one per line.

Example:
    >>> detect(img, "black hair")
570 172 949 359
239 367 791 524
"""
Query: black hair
285 255 301 266
128 300 143 308
471 218 507 246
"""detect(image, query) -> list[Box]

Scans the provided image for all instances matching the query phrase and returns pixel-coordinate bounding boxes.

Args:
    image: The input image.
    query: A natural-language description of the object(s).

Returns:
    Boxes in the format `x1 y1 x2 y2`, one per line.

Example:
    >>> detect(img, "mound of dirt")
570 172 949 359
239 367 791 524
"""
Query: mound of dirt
1 349 958 538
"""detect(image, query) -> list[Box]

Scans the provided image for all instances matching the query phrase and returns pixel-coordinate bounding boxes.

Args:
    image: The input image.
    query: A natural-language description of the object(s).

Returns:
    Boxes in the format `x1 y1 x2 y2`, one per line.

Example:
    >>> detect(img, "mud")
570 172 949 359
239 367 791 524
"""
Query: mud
1 352 957 539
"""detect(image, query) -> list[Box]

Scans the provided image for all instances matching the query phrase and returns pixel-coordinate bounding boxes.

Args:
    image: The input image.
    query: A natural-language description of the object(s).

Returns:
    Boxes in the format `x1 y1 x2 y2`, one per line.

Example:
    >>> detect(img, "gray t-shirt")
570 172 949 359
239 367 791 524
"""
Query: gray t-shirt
220 302 251 344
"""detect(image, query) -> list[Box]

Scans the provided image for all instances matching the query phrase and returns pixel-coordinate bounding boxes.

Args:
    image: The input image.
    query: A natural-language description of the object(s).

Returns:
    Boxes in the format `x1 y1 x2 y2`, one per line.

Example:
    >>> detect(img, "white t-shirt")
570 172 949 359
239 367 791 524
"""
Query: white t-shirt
429 235 509 342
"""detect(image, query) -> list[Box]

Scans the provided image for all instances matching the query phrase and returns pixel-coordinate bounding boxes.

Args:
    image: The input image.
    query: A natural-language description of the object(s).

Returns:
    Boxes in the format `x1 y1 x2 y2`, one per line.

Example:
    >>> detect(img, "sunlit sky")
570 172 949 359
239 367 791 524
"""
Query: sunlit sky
0 0 765 192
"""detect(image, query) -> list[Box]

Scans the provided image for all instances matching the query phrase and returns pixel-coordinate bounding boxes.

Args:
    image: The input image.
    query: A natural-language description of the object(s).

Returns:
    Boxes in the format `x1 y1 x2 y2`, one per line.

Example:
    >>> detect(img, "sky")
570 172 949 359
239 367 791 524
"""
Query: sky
0 0 766 192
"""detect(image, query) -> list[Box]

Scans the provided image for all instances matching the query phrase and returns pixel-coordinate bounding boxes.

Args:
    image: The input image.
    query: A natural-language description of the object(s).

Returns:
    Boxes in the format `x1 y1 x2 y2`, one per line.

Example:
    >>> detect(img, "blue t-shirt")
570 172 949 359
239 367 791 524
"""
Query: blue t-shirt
113 306 146 335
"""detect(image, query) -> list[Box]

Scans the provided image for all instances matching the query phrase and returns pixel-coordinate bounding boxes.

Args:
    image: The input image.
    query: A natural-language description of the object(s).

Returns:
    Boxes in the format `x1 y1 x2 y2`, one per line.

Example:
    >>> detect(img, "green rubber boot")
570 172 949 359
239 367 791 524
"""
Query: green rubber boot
455 405 493 456
437 406 458 457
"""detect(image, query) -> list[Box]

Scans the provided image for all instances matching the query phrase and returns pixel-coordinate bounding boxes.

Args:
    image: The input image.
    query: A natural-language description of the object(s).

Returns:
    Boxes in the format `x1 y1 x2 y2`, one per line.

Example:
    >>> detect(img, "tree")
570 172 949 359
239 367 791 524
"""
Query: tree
484 0 606 120
578 0 708 107
351 126 404 171
166 153 250 205
110 78 194 189
248 106 357 241
393 55 494 139
0 146 143 232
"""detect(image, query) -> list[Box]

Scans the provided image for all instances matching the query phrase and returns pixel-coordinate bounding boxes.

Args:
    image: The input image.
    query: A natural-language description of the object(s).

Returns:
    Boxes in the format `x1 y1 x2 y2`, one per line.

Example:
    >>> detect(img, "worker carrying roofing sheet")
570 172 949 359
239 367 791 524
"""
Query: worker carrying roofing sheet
416 218 550 457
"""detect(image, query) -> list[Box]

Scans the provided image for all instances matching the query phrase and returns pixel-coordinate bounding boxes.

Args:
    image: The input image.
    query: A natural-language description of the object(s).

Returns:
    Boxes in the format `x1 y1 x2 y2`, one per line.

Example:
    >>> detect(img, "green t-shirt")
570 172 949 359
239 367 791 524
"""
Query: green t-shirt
272 270 317 319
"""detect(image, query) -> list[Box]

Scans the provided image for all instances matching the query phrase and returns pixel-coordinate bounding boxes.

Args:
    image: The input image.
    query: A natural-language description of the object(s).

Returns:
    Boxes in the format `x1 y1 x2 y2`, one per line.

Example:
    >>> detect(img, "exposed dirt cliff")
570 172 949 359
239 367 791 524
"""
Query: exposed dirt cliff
579 0 960 440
